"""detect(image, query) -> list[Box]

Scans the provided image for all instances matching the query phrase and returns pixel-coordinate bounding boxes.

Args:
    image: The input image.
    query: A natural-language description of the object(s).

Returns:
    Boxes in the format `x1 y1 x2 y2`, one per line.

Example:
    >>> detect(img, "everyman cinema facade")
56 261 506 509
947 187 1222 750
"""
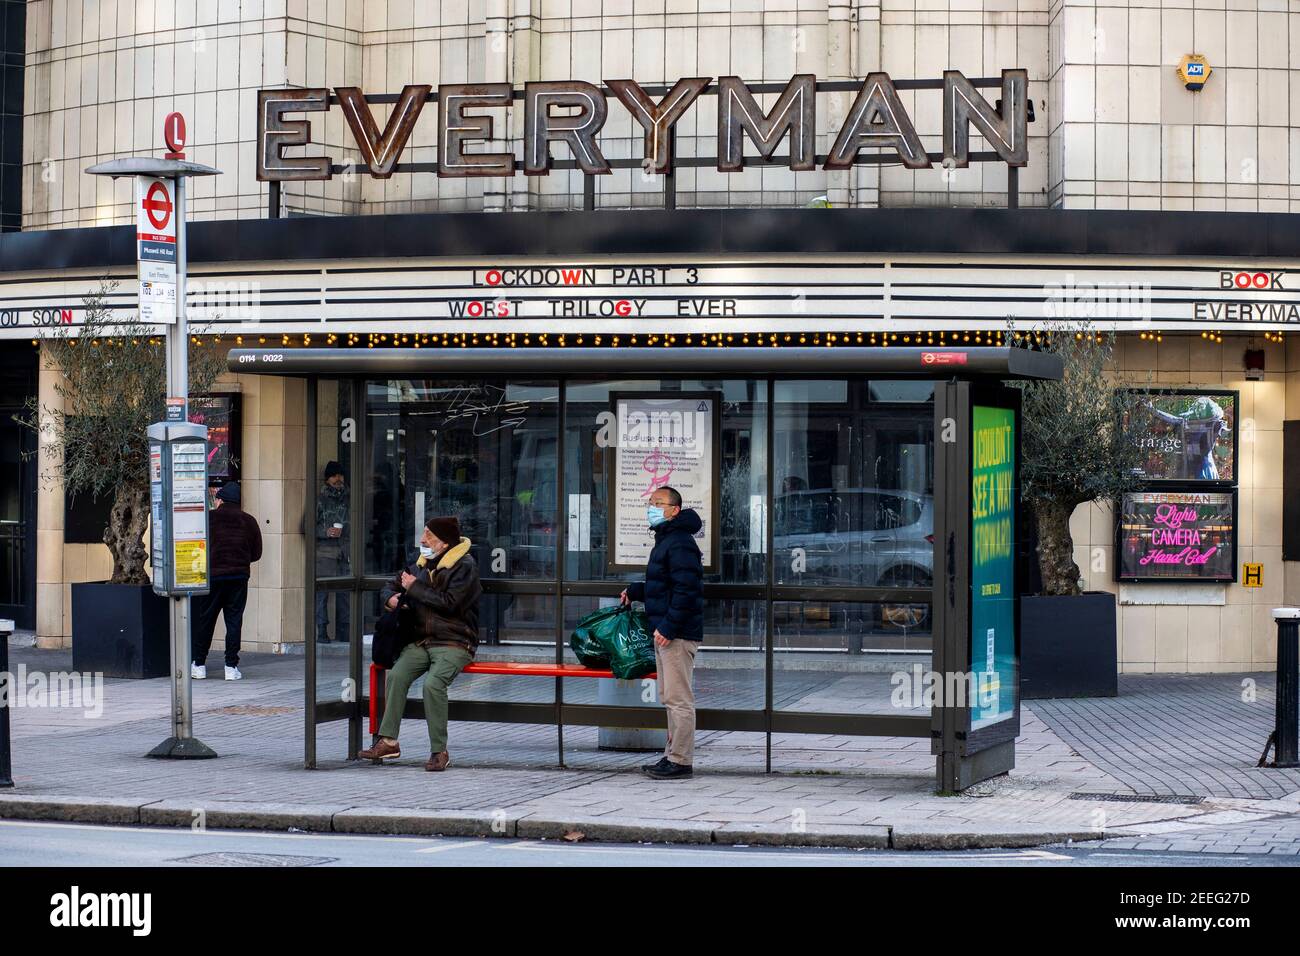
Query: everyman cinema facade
4 3 1300 783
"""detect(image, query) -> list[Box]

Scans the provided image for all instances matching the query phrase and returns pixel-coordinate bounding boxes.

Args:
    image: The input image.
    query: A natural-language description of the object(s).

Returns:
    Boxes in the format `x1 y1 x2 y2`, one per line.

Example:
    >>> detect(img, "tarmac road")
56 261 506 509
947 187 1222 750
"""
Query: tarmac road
2 819 1298 867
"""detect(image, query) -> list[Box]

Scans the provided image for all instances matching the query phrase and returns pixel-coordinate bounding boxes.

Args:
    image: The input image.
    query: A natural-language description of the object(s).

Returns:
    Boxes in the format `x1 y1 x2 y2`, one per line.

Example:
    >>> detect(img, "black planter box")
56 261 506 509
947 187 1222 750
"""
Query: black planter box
71 582 171 679
1020 592 1118 699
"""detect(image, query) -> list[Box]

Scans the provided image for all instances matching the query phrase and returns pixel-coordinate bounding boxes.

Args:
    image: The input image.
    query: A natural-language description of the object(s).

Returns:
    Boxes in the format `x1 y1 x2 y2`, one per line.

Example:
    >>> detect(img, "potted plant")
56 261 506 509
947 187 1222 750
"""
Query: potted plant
1013 328 1149 698
20 282 225 678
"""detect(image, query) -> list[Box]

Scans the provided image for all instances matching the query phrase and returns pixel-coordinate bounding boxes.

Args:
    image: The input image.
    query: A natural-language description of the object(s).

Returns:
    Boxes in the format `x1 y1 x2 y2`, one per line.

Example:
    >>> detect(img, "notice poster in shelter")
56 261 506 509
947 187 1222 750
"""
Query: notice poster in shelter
1116 490 1236 582
610 394 718 570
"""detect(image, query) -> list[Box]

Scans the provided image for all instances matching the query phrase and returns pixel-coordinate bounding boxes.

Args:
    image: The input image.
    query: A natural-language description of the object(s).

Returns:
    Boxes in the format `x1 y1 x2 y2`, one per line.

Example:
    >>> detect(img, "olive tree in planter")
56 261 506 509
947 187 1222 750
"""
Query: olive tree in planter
1012 328 1149 698
20 283 225 677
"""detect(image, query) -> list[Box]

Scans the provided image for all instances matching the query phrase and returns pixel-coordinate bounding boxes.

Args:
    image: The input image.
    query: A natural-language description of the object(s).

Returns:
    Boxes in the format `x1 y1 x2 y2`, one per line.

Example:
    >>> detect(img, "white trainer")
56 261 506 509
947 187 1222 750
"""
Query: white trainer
224 666 243 681
191 664 207 680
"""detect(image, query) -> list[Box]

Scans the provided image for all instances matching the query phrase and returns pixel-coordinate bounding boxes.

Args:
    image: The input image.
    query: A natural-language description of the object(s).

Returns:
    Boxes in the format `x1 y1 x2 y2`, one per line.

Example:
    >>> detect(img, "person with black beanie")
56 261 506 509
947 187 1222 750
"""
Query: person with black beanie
191 482 262 681
360 516 481 771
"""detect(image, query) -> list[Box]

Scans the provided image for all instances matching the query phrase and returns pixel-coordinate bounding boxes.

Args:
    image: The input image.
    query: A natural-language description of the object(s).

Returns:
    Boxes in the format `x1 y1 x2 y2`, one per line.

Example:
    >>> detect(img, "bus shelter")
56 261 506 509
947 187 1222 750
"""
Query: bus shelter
229 345 1060 792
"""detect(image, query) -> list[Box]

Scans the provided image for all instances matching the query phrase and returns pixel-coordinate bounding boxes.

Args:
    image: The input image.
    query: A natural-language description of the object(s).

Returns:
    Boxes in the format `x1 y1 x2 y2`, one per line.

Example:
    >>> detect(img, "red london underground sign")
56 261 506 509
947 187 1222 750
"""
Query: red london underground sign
143 181 173 231
922 351 969 366
164 111 187 159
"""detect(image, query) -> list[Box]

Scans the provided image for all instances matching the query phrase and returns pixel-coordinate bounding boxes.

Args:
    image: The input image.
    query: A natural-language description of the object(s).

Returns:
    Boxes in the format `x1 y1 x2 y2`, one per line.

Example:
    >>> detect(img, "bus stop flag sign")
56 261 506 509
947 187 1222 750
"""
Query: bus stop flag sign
135 175 177 324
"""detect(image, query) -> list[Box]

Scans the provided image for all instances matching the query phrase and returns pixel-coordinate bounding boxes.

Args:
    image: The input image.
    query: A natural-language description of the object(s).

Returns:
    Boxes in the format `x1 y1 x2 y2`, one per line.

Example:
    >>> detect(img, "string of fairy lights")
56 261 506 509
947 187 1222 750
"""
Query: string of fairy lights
28 329 1287 349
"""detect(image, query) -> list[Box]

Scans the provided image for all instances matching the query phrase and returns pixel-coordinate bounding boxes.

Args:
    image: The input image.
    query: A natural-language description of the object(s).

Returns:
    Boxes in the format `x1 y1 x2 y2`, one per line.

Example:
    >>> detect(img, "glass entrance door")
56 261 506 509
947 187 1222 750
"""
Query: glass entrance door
0 405 34 629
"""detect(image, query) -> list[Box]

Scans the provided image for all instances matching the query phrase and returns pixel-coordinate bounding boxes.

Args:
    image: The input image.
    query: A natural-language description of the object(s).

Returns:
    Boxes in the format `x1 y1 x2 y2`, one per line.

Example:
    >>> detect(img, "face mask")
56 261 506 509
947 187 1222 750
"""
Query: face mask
418 545 436 560
647 506 667 527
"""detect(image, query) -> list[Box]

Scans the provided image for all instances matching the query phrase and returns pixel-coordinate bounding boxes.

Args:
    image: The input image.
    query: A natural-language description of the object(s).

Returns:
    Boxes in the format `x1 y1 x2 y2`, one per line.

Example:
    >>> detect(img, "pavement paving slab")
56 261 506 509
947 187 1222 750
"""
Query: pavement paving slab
1 648 1298 853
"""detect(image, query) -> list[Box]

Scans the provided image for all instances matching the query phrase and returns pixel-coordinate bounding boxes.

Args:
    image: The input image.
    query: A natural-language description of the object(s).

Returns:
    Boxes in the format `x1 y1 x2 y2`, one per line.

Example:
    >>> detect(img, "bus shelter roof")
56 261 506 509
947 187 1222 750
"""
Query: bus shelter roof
226 346 1063 380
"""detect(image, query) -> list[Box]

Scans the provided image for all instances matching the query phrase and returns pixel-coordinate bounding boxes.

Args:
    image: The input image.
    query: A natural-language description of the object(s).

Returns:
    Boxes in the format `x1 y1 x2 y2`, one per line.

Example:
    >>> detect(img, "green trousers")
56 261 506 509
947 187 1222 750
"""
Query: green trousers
378 643 472 753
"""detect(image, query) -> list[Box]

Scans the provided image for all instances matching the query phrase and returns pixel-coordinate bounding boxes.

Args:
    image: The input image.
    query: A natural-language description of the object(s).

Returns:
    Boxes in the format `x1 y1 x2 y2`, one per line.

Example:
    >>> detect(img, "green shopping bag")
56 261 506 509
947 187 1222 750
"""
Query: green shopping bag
571 606 657 679
569 607 613 668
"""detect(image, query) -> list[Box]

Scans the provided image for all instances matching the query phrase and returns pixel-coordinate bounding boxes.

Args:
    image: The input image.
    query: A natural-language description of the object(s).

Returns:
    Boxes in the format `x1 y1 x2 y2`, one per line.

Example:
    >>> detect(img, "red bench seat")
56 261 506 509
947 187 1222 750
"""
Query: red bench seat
367 661 656 734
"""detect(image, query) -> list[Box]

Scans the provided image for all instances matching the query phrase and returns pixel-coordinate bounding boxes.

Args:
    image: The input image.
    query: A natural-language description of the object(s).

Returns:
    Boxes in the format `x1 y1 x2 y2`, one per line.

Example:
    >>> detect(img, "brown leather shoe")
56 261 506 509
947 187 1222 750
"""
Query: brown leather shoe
425 751 450 772
358 737 401 761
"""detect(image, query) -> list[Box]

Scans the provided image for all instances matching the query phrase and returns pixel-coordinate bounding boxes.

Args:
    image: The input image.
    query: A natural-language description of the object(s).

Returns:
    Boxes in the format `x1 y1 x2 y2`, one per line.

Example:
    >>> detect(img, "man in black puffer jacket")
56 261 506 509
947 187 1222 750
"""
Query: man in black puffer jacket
621 486 704 780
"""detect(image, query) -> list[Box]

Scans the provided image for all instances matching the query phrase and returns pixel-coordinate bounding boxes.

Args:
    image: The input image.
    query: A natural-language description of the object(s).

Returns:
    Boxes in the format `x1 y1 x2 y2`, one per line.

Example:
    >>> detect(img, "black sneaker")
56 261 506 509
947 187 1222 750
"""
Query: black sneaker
641 756 670 773
643 759 693 780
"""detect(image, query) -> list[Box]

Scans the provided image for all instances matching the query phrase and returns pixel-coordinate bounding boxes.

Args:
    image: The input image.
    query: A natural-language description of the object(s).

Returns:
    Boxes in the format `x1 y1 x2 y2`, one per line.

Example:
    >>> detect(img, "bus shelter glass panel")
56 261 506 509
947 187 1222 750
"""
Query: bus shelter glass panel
448 591 557 704
563 378 767 585
772 379 934 715
563 378 767 711
362 378 561 706
772 600 931 715
314 379 357 710
450 594 559 705
314 587 356 706
773 380 934 593
362 379 560 579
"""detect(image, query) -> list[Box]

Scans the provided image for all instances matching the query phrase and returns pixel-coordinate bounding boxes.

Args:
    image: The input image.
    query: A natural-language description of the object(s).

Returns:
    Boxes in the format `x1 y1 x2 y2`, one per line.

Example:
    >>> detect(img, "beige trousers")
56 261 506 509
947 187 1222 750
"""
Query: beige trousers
655 638 700 766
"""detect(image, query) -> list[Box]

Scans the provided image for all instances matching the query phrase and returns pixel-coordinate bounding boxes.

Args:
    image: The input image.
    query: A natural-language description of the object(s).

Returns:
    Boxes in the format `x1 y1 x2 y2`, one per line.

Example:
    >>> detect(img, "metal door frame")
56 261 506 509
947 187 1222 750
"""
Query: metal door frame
0 352 37 631
307 371 942 770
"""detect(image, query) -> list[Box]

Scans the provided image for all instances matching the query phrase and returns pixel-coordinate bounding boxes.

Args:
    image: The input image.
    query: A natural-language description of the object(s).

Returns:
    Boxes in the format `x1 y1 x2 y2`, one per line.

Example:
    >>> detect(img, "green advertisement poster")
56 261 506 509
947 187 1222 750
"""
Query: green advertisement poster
971 405 1016 730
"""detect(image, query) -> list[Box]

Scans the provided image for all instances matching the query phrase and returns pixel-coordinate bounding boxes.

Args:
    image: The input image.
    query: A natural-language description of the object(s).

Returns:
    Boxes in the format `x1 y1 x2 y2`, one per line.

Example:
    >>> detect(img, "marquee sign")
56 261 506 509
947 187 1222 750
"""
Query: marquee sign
7 259 1300 337
257 71 1029 181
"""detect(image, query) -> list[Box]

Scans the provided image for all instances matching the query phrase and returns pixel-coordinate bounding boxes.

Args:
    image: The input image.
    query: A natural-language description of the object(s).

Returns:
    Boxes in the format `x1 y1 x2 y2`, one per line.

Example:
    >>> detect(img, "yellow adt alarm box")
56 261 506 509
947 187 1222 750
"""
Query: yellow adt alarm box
1177 55 1212 92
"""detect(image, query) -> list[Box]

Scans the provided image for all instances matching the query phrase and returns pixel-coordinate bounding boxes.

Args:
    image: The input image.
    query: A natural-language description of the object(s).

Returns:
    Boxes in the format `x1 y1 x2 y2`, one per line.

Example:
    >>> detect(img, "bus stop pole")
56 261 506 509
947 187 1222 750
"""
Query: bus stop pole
85 150 220 761
170 173 192 748
1270 608 1299 768
146 174 215 760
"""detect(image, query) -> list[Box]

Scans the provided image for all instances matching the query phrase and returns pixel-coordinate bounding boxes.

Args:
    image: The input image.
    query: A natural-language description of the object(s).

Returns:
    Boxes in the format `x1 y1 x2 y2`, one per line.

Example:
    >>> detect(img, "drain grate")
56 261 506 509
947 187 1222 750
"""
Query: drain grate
170 852 336 867
1068 792 1205 806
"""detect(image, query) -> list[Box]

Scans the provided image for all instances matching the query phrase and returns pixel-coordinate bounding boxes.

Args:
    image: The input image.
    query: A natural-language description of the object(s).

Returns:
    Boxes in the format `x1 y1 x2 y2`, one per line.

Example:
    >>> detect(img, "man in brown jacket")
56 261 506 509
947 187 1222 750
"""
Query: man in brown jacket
359 516 481 771
191 482 263 681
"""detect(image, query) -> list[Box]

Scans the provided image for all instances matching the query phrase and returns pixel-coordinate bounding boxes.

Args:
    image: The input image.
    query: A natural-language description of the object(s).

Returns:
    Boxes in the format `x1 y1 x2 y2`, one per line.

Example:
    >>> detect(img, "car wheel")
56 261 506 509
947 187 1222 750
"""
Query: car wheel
877 569 932 633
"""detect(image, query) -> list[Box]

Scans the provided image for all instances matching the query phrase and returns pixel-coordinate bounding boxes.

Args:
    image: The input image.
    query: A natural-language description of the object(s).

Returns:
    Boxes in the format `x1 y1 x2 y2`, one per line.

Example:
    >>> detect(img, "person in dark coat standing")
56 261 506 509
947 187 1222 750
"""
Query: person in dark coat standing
621 485 704 779
191 482 263 681
359 516 481 772
315 460 350 643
